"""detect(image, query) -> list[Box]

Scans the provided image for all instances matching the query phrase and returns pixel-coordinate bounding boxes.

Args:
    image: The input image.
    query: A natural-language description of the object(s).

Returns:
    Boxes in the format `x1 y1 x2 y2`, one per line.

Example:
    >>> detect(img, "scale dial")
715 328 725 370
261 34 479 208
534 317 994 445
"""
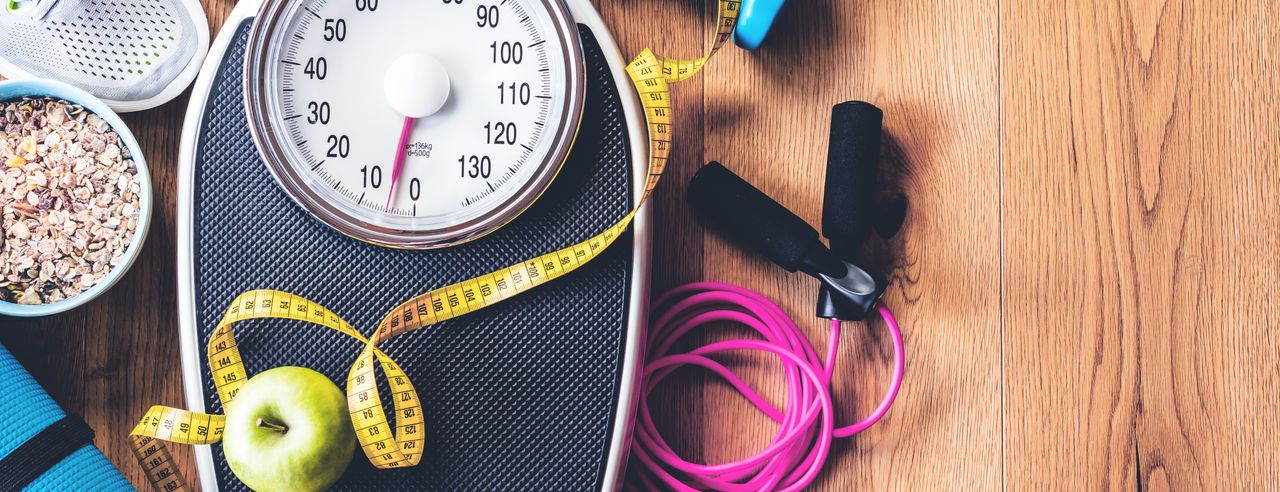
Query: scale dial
246 0 584 249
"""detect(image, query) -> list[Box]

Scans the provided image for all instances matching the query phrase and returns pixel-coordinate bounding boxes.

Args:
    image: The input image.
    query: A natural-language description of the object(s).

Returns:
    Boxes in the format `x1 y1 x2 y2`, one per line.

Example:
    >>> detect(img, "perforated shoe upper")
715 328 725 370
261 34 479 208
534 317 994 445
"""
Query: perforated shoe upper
0 0 206 108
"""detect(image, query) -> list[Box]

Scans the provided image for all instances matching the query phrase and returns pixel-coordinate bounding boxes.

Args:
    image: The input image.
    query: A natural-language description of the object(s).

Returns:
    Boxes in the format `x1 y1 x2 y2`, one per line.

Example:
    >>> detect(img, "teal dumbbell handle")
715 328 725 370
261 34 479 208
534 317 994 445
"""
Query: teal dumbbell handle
734 0 788 50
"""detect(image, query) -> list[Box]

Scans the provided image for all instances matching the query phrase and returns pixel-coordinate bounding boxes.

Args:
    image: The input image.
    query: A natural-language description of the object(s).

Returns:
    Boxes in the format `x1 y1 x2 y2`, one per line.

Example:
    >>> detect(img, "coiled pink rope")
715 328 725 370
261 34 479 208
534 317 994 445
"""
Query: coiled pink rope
631 282 905 491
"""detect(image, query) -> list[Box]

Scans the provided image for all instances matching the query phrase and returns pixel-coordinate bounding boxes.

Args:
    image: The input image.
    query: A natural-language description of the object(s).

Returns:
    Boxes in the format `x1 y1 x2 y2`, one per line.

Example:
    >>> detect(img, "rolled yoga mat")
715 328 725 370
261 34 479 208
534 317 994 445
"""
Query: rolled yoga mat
0 343 132 491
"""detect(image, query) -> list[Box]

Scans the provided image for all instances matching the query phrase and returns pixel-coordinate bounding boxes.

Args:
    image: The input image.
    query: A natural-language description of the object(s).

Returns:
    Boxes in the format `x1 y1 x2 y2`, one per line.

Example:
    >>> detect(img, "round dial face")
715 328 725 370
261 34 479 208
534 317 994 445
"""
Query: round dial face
246 0 584 249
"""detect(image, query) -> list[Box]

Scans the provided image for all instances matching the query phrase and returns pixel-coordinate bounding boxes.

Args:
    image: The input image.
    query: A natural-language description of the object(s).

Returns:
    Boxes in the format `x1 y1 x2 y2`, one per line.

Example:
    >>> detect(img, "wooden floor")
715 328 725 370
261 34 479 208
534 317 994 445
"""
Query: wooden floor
3 0 1277 490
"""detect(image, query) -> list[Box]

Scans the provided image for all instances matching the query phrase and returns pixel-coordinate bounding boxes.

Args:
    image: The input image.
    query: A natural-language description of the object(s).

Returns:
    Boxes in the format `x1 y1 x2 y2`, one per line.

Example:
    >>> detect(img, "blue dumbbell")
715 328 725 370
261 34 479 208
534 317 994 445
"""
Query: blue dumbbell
734 0 788 50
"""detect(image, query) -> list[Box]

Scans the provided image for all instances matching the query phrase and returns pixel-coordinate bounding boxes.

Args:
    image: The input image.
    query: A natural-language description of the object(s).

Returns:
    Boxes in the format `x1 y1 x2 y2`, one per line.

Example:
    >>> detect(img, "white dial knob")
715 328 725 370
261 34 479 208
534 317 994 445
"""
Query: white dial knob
383 53 451 119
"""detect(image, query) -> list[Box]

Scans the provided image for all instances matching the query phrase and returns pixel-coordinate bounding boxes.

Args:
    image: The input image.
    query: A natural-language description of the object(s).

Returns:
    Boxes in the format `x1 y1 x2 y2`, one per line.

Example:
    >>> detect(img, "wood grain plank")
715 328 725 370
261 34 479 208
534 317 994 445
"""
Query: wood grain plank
1001 0 1280 489
633 0 1004 489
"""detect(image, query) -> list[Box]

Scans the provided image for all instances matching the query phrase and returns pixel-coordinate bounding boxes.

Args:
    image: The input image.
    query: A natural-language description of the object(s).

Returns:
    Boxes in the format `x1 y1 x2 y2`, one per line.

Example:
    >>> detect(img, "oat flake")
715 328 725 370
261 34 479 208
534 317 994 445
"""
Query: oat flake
1 97 140 305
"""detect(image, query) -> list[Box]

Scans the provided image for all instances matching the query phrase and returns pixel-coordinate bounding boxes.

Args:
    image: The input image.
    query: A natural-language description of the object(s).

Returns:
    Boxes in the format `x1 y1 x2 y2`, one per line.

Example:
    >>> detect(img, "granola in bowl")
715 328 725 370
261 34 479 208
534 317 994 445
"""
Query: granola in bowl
1 97 142 305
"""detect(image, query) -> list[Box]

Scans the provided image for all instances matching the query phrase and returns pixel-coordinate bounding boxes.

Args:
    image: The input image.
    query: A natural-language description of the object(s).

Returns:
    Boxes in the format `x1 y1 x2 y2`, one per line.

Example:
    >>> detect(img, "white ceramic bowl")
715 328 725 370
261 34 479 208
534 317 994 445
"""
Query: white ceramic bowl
0 79 153 317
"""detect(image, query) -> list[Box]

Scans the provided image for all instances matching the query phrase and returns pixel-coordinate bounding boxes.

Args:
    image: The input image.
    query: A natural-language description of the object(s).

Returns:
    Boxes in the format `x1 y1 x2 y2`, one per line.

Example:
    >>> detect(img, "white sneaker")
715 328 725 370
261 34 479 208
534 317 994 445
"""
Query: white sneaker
0 0 209 112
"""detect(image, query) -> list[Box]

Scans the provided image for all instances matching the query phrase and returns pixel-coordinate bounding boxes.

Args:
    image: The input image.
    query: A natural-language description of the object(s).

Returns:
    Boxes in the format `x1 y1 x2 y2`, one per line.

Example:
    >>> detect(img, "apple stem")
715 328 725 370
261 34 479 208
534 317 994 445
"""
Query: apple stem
256 418 289 434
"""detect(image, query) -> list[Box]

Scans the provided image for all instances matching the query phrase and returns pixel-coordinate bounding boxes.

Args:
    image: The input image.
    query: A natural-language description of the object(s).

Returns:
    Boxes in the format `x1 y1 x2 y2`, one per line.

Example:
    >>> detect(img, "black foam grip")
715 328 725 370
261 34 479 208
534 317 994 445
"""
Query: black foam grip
687 162 820 273
822 101 883 256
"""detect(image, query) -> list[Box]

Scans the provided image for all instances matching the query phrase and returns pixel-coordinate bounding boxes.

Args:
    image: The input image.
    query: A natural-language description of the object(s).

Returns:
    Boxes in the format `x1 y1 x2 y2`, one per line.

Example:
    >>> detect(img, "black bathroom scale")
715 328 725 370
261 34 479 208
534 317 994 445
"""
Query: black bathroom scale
175 0 650 489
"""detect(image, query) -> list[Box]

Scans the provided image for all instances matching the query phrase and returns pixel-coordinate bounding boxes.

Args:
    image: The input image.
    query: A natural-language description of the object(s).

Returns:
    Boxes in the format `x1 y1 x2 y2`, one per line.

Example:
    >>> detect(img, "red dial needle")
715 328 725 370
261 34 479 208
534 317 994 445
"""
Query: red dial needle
385 116 416 211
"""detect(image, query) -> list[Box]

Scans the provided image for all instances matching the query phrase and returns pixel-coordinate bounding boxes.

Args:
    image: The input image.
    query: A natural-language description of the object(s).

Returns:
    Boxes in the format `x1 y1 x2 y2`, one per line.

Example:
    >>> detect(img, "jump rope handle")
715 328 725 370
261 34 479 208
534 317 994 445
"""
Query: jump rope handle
686 101 897 321
822 101 882 259
686 162 846 278
818 101 904 320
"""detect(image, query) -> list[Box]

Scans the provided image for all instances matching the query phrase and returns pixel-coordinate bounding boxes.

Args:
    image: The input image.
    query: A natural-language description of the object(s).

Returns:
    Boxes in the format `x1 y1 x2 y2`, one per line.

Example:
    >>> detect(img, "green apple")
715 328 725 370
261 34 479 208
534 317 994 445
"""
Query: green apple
222 366 356 492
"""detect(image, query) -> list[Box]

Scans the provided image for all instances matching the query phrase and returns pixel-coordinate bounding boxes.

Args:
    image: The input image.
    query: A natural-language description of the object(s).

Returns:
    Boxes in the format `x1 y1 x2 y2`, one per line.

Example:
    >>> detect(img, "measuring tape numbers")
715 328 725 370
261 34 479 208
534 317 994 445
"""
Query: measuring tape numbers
128 1 740 489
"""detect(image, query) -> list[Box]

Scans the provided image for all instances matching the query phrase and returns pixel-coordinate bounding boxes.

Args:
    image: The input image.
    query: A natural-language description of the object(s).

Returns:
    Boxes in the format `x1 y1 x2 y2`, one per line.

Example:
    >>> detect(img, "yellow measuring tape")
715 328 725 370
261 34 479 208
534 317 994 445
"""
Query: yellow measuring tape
130 1 740 490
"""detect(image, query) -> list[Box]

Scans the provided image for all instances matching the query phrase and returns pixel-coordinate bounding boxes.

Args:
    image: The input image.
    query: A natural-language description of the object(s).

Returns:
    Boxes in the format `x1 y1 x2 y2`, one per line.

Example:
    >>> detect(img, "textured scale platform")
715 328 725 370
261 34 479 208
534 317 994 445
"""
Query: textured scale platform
192 19 634 491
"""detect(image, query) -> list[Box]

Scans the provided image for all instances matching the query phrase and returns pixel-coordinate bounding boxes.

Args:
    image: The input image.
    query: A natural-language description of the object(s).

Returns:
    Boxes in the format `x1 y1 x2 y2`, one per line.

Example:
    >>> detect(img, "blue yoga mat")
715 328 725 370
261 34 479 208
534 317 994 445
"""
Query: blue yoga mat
0 343 133 491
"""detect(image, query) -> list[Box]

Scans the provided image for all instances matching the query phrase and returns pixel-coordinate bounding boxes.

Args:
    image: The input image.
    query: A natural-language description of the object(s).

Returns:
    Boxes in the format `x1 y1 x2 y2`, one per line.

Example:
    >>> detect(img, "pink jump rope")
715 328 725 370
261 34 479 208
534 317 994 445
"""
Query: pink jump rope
631 102 905 491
